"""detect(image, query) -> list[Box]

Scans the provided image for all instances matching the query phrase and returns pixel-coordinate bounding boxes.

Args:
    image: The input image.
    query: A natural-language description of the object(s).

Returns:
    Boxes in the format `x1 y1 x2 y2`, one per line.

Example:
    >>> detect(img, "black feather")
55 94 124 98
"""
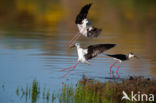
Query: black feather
87 27 102 37
106 54 128 61
75 3 92 24
85 44 116 60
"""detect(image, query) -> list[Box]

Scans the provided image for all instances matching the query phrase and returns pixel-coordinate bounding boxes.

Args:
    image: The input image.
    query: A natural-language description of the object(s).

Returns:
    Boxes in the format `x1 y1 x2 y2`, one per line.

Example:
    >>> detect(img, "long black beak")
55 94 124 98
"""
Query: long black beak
134 55 139 59
71 45 75 48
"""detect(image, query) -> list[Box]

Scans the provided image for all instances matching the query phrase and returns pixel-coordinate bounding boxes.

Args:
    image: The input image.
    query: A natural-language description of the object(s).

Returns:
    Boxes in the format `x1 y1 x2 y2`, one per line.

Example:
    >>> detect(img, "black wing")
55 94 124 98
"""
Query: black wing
106 54 128 61
75 3 92 24
85 44 116 60
87 27 102 37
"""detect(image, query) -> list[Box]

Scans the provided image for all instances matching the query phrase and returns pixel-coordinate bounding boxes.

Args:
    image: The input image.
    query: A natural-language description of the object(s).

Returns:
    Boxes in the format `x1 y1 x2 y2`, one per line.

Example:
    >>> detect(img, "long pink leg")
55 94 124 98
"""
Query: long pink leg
62 61 79 78
69 32 81 43
68 32 81 47
61 67 72 71
116 62 121 73
116 72 120 79
68 33 81 47
109 61 117 78
110 61 117 74
68 33 79 44
61 61 79 71
116 63 121 78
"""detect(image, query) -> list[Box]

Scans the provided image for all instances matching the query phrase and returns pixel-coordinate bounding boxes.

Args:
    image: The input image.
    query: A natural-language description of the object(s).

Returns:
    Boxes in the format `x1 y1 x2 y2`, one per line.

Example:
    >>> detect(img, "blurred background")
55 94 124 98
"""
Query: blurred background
0 0 156 103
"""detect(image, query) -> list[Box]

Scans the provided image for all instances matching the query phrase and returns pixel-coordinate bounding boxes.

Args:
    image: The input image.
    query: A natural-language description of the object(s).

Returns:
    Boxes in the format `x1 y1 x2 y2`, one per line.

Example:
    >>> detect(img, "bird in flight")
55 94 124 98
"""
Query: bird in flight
62 43 116 78
68 3 102 47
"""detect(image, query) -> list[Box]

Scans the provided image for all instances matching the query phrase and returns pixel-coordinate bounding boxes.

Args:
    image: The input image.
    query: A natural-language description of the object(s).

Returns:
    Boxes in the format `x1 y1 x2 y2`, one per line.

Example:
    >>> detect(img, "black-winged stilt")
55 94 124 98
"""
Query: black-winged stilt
62 43 116 78
106 53 137 76
68 3 102 47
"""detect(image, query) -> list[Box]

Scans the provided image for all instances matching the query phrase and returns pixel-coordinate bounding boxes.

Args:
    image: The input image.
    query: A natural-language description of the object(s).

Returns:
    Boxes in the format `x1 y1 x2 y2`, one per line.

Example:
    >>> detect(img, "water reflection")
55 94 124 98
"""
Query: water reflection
16 80 57 103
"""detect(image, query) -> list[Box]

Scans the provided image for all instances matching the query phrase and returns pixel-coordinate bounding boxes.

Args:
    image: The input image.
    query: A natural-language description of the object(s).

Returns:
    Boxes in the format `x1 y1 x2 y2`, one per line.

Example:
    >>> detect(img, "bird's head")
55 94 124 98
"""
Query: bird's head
128 52 137 59
71 43 80 48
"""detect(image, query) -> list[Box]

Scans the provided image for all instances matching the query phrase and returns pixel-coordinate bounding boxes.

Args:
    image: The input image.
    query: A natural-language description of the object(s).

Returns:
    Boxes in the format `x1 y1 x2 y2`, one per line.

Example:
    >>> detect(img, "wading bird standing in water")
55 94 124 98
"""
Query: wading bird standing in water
62 43 116 78
106 53 137 78
68 3 102 47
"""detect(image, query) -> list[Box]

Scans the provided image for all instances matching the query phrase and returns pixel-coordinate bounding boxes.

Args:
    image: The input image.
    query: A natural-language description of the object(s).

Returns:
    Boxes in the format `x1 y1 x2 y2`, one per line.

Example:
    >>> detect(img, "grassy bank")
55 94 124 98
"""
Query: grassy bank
59 76 156 103
16 76 156 103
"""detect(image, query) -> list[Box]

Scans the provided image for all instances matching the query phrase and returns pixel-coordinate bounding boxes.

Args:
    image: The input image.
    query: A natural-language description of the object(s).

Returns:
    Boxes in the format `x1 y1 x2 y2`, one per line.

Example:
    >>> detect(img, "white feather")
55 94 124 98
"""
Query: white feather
75 44 90 64
77 19 90 37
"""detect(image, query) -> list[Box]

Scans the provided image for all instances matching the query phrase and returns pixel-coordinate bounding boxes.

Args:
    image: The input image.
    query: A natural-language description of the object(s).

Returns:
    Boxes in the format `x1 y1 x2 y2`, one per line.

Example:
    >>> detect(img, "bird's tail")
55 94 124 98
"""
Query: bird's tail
87 27 102 38
104 53 113 57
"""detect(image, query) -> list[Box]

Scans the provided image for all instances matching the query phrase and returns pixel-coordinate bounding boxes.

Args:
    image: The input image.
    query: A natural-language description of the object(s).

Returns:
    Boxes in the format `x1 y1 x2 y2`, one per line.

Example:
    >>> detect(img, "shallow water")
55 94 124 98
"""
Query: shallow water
0 30 155 103
0 0 156 103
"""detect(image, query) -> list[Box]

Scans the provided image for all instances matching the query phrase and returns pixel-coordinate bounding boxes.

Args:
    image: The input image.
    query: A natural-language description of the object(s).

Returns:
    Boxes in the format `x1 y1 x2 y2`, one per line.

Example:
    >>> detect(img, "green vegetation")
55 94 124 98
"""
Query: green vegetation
16 79 55 103
16 76 156 103
58 76 156 103
16 87 19 96
31 80 40 103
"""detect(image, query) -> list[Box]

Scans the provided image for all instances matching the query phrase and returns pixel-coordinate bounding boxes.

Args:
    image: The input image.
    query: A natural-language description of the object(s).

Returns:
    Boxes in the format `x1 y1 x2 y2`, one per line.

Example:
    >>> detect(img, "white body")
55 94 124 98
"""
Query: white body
77 19 92 37
75 44 90 64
